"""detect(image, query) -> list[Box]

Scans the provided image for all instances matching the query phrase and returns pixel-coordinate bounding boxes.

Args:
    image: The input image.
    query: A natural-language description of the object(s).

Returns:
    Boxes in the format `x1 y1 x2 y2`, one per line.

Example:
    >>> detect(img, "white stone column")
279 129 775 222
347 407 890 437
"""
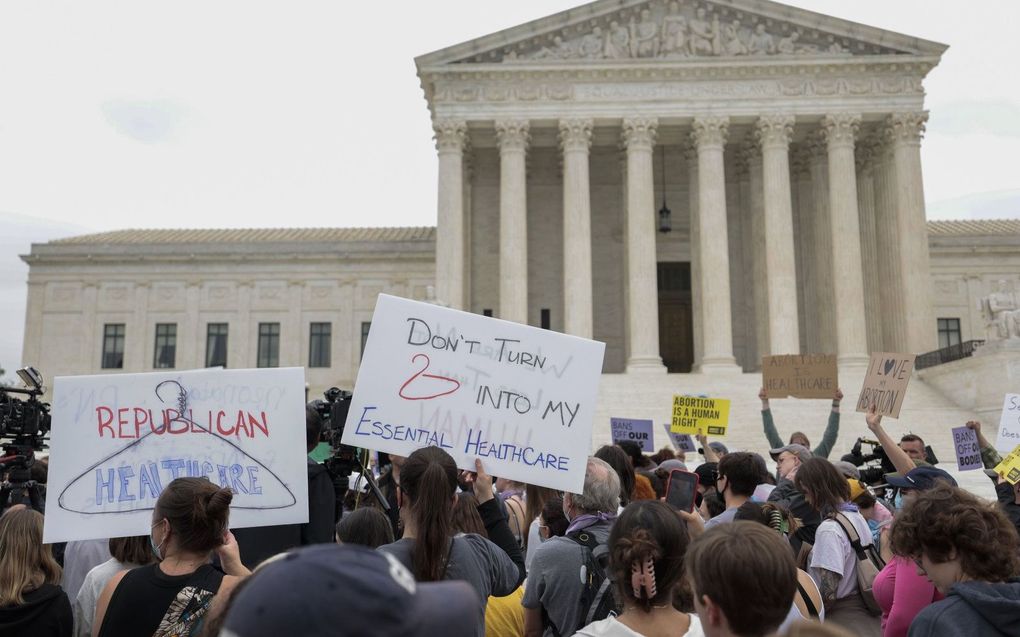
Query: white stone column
735 146 756 369
21 281 45 370
808 132 836 354
621 117 664 371
791 150 813 353
822 113 869 366
756 114 800 355
684 144 703 371
559 118 594 339
745 139 768 365
871 135 907 351
856 136 883 353
888 111 938 354
692 116 738 370
434 119 468 310
496 119 530 324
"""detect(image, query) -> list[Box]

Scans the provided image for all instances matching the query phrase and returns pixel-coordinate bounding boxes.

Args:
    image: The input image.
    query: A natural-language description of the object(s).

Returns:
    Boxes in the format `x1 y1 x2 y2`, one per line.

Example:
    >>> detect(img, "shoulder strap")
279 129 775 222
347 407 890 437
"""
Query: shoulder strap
796 580 820 619
833 513 867 557
568 529 601 550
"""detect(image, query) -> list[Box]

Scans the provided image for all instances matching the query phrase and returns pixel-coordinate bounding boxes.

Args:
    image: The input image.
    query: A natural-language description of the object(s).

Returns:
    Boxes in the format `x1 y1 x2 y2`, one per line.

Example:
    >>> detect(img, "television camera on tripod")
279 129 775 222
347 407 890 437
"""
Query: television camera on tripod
0 366 50 513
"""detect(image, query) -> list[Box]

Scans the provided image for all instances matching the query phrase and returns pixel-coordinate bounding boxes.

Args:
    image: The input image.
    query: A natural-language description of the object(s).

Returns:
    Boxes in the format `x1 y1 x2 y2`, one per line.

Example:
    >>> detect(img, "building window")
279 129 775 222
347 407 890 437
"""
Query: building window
309 322 331 368
206 323 228 368
483 309 493 317
541 308 551 330
153 323 177 369
361 322 371 360
937 318 962 349
101 324 125 369
257 323 280 368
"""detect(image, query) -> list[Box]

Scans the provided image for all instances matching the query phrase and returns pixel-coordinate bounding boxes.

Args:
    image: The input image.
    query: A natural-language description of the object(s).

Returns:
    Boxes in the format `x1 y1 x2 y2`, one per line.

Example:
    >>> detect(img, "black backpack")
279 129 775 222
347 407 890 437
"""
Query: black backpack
543 529 619 636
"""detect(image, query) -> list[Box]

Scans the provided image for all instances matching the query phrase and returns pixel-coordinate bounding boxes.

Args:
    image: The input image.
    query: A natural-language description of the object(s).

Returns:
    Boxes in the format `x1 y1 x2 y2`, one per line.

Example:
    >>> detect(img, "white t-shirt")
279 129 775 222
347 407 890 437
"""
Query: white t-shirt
574 613 705 637
809 510 873 600
72 558 139 637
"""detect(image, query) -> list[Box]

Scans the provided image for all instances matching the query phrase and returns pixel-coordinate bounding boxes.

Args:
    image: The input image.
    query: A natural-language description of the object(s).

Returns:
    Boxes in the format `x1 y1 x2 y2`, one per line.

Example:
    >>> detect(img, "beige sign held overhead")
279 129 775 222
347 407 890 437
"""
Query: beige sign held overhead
762 354 838 399
856 352 916 418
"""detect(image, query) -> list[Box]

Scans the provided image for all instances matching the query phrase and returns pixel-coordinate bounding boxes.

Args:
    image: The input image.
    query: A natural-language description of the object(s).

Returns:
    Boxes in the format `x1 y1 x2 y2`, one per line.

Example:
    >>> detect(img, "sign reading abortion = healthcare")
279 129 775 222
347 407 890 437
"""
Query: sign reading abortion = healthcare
340 294 606 494
671 396 730 436
856 352 915 418
996 394 1020 454
43 367 309 544
610 418 654 452
951 426 982 472
762 354 838 399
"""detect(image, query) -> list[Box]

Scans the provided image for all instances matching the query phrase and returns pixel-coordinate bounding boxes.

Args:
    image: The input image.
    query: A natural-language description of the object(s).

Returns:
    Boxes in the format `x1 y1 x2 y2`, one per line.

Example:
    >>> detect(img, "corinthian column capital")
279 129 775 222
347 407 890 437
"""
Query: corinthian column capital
495 119 531 152
821 113 862 149
885 111 928 145
433 119 468 153
621 117 658 151
558 118 594 153
755 114 795 149
691 116 730 149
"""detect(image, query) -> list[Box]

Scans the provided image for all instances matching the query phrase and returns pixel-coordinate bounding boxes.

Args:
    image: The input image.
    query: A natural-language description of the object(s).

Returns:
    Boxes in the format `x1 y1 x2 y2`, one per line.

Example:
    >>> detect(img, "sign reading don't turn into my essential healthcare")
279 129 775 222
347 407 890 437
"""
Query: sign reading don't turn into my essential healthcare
341 294 606 493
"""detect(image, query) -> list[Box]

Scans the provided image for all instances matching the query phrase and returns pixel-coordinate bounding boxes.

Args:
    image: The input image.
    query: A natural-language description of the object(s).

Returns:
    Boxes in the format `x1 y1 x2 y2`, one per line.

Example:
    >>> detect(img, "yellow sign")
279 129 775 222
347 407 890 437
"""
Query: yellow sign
671 395 730 437
993 443 1020 485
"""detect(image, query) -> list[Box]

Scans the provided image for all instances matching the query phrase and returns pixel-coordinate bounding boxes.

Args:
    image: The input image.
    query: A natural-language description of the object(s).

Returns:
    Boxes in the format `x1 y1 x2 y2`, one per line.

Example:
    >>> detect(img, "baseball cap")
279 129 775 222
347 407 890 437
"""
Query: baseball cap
833 461 861 480
884 466 958 490
658 459 688 473
221 544 480 637
709 441 729 455
848 479 869 502
769 444 812 463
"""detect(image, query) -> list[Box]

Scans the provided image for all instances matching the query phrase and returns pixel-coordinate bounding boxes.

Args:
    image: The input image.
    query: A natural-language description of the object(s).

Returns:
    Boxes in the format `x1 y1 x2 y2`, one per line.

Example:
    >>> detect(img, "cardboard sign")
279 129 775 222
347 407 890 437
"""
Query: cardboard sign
762 354 838 399
610 418 654 452
662 423 696 452
993 444 1020 485
43 368 309 543
996 394 1020 454
671 396 730 436
856 352 915 418
951 426 982 472
340 294 605 494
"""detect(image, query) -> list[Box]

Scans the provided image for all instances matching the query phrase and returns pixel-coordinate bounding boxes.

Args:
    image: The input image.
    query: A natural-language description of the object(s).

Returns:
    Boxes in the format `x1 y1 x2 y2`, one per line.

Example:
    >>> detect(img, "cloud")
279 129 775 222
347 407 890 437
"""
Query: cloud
928 100 1020 137
100 98 188 144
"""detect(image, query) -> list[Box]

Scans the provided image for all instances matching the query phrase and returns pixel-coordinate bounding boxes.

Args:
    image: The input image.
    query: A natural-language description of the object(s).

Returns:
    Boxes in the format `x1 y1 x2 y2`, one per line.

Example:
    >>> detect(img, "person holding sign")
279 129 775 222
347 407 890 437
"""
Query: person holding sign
759 387 843 459
93 478 251 637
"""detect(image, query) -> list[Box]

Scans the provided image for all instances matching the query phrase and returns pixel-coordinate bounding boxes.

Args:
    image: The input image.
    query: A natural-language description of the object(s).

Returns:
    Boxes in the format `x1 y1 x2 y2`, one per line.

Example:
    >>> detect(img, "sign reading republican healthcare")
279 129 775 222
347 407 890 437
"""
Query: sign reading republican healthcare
951 426 982 472
996 394 1020 454
340 295 606 493
610 418 654 452
671 396 730 436
856 352 915 418
43 367 309 544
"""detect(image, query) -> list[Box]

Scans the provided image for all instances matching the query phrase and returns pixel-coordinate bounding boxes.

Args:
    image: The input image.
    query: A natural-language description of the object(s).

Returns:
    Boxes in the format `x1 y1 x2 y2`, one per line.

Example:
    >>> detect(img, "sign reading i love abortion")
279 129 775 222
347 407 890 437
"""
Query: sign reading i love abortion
340 294 606 493
43 368 309 543
856 352 915 418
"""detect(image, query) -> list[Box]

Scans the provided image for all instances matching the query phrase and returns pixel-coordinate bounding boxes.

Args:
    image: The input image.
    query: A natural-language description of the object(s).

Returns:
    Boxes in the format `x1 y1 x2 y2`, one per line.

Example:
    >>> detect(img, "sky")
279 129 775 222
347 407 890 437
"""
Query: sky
1 0 1019 374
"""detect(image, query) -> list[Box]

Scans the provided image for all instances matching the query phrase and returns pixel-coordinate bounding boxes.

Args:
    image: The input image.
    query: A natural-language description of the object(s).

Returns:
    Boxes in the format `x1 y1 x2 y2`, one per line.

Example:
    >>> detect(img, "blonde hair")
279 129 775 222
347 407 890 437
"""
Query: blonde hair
0 508 61 606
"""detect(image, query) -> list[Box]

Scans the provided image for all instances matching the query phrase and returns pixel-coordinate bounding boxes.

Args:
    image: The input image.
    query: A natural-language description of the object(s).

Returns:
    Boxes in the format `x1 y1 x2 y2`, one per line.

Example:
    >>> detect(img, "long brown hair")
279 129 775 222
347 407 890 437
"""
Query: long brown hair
609 500 690 612
399 447 458 581
0 508 61 605
525 485 556 548
793 457 849 516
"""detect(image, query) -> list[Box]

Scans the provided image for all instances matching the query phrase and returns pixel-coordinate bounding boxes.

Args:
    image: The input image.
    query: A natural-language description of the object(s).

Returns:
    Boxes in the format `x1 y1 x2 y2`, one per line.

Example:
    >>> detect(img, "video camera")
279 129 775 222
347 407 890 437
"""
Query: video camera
0 367 49 513
843 436 940 486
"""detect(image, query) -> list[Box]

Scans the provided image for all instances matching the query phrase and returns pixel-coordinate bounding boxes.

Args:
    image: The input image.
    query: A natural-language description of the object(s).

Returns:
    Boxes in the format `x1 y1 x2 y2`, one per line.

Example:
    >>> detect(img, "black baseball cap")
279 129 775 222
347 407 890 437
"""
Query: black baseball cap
884 466 958 490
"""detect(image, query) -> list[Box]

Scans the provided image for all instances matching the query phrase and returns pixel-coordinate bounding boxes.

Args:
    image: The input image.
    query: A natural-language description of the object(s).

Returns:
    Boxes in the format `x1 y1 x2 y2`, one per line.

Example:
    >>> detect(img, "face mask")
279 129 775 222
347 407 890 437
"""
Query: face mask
150 520 167 561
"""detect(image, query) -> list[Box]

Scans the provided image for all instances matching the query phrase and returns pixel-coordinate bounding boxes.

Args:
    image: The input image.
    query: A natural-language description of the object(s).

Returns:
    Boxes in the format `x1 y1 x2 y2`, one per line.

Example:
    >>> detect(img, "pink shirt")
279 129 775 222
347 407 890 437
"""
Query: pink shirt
872 555 944 637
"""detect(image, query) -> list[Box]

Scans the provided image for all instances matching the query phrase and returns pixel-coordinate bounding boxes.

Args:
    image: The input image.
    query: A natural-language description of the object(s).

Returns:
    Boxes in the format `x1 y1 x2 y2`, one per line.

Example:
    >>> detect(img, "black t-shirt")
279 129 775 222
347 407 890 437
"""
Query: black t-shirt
97 563 224 637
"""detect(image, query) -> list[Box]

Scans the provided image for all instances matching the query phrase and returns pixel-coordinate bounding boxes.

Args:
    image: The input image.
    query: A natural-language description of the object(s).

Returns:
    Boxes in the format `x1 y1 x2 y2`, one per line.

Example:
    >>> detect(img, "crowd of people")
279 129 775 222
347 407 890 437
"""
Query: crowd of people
2 388 1020 637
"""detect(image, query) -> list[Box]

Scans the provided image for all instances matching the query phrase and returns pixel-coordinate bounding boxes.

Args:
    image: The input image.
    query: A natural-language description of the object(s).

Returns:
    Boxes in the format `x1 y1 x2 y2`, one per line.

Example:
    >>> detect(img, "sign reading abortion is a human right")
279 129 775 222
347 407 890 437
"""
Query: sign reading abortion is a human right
340 294 606 493
43 368 309 544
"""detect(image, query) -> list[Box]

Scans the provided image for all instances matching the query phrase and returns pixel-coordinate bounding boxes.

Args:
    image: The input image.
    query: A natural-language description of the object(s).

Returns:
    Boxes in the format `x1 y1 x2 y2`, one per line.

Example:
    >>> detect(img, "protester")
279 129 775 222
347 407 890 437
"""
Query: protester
335 506 395 549
377 448 521 637
616 442 658 501
538 496 568 542
596 445 636 508
523 457 620 637
0 508 71 637
377 453 406 537
705 452 765 528
767 443 821 549
495 476 528 549
649 447 678 466
890 483 1020 636
618 441 657 472
525 485 559 570
575 500 704 637
92 478 250 637
219 544 479 637
793 458 880 635
992 472 1020 537
72 535 153 637
687 521 798 637
847 480 891 548
59 539 110 604
759 387 843 458
732 501 824 631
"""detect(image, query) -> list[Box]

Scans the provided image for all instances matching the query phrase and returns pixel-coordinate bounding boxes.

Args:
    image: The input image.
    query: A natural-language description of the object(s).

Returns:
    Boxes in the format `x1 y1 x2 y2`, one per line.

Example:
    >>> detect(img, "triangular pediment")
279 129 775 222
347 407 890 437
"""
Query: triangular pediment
416 0 947 68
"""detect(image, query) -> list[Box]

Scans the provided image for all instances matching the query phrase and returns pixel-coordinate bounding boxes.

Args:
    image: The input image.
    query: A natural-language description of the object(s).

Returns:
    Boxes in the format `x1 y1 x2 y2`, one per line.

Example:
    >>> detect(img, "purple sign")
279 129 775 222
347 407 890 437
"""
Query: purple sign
610 418 654 452
952 426 982 471
662 423 696 452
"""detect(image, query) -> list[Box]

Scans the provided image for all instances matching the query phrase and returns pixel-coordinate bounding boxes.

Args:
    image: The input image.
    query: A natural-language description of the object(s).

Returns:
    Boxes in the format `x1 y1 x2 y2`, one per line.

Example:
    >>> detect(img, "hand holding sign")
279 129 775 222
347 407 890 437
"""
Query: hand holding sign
856 352 915 418
951 426 982 471
996 394 1020 454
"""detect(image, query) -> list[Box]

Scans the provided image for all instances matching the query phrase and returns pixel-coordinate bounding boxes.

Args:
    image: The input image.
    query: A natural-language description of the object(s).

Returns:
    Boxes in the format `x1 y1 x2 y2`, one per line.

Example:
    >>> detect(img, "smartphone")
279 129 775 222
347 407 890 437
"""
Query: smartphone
665 470 700 513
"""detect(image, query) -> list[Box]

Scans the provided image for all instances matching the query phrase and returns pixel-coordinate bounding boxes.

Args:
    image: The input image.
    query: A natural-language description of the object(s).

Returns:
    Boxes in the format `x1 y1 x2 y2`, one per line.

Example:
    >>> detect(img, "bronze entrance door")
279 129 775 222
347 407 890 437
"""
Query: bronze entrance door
657 262 694 373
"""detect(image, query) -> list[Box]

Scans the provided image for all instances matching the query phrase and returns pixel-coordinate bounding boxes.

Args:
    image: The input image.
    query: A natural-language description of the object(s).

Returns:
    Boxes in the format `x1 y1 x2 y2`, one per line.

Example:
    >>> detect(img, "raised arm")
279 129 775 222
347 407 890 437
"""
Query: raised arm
813 388 843 458
465 460 526 587
697 431 720 463
966 420 1003 469
760 387 784 449
865 405 915 476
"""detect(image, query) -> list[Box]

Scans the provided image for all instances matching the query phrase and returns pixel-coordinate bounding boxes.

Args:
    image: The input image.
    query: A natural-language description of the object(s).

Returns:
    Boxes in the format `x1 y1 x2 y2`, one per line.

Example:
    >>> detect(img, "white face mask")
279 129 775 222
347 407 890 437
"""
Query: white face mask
149 520 167 561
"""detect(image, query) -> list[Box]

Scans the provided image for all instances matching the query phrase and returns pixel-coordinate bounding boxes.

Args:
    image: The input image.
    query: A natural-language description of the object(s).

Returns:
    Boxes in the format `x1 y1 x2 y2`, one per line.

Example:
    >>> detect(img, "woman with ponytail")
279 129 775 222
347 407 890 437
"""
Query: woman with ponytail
576 500 704 637
93 478 250 637
378 447 522 637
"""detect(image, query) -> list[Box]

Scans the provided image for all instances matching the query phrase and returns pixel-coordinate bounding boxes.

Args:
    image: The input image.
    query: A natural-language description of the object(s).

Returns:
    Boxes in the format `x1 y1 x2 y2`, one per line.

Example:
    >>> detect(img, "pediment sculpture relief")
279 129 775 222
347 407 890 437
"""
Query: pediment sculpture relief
463 1 901 64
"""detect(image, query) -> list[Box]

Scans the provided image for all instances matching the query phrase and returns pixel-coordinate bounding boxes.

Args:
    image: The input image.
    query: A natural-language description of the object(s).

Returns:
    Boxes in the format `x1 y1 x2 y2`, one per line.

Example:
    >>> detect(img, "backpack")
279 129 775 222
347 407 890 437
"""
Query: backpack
543 528 619 636
834 512 885 616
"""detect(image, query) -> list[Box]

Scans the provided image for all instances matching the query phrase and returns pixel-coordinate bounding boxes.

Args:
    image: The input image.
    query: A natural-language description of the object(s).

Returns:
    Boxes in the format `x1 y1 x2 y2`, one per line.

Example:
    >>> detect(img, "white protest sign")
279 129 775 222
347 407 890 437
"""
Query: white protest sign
997 393 1020 453
340 294 605 493
43 368 309 543
610 418 654 452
